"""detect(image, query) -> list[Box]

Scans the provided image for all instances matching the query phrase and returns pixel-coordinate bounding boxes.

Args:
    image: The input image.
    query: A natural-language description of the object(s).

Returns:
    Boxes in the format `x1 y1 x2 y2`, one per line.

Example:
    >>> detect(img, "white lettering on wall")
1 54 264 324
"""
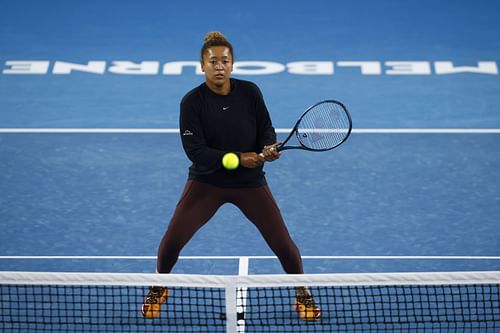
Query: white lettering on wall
434 61 498 75
1 60 498 76
2 61 50 74
53 61 106 74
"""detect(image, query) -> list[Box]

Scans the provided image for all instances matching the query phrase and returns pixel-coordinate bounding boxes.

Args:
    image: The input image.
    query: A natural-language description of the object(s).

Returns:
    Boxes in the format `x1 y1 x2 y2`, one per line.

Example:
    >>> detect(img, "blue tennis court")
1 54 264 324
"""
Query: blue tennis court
1 1 500 331
1 0 500 274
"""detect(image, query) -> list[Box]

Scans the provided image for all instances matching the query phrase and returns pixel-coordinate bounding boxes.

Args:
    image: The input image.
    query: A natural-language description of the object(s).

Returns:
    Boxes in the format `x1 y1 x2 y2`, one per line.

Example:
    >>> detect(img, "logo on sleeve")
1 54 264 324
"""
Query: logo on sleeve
182 129 194 136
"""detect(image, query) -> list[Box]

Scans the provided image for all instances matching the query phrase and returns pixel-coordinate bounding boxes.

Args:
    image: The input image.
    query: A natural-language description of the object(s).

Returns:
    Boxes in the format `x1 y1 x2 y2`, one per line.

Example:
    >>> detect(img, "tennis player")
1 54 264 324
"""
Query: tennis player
141 32 320 321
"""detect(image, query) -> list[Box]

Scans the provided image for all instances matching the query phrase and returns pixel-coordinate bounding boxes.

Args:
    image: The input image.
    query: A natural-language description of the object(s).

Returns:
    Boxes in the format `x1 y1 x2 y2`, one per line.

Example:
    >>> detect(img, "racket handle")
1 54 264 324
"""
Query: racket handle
259 145 279 158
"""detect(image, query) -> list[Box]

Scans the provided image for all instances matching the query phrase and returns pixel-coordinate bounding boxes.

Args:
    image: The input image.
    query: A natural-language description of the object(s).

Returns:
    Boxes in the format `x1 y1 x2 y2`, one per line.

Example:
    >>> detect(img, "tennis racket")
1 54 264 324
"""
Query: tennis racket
262 100 352 155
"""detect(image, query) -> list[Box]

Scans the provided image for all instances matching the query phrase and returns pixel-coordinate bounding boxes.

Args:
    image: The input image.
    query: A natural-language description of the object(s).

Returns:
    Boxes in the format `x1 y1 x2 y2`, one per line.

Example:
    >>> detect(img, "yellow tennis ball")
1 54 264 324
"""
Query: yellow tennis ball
222 152 239 170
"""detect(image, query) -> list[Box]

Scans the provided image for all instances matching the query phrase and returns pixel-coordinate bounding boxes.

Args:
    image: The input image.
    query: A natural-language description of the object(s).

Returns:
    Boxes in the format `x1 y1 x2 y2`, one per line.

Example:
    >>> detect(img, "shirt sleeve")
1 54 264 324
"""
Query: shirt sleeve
254 85 277 150
179 98 225 173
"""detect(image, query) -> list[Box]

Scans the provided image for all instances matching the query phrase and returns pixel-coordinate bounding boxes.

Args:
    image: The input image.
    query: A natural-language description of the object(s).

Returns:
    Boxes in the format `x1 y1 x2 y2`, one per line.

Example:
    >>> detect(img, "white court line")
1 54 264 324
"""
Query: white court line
1 128 500 134
1 255 500 260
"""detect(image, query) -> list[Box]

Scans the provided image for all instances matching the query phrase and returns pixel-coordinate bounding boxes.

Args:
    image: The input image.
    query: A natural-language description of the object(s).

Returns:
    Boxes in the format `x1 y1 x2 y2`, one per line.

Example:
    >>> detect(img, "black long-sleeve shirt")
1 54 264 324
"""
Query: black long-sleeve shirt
179 78 276 187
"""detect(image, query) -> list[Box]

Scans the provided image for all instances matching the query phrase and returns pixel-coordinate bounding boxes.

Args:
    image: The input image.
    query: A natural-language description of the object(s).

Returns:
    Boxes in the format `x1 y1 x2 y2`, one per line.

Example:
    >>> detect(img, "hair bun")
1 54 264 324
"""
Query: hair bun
204 31 227 43
200 31 233 62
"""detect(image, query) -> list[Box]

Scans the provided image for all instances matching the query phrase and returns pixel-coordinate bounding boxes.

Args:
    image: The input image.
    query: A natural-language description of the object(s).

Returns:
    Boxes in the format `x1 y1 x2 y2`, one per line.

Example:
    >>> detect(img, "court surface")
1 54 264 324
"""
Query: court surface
1 0 500 276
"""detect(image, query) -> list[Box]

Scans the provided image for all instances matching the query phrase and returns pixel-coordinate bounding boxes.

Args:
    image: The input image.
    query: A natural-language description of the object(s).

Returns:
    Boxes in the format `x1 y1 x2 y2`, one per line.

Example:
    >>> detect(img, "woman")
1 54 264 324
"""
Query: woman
142 32 320 321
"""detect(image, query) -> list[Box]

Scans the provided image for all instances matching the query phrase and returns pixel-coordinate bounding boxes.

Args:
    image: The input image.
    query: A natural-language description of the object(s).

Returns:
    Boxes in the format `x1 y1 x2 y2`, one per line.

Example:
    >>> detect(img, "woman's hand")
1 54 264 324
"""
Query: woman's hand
261 143 281 162
239 152 266 168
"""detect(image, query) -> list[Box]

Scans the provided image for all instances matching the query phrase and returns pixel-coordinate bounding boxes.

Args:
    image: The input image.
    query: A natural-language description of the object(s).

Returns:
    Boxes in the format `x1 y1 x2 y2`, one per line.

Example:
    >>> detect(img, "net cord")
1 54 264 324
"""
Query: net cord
1 271 500 288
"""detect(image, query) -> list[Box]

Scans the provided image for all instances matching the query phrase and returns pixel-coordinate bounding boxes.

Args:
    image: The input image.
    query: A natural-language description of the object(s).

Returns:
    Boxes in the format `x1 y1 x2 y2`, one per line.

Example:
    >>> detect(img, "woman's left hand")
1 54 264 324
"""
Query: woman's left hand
261 143 281 162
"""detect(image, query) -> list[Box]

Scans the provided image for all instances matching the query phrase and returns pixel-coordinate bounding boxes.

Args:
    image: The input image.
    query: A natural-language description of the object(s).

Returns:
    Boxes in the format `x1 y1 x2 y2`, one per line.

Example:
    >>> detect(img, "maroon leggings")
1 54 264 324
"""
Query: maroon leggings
157 180 303 274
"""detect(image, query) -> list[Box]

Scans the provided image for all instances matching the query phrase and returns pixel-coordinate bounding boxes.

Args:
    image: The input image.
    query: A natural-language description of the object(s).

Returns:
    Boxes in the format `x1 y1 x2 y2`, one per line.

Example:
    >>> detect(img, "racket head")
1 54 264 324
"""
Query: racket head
291 100 352 151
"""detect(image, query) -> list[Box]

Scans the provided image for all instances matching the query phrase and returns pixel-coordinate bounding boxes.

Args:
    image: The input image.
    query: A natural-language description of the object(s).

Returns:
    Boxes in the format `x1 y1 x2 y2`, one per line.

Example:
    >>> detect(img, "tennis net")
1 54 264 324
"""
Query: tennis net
1 270 499 332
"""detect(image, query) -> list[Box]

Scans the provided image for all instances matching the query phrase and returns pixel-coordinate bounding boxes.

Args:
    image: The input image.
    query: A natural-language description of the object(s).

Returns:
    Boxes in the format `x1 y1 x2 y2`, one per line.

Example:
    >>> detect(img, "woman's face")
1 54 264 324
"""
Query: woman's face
201 46 233 92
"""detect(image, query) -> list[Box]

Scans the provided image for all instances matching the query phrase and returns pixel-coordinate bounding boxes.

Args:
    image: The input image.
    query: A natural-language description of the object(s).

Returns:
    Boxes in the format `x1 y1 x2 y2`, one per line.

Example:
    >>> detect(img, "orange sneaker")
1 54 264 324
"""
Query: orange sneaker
141 286 169 319
294 287 321 321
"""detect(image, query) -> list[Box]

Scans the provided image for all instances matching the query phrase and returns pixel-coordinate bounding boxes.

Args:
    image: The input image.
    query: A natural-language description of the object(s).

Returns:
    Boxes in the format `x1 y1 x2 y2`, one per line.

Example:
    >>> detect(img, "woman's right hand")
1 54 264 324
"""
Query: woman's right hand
239 152 266 168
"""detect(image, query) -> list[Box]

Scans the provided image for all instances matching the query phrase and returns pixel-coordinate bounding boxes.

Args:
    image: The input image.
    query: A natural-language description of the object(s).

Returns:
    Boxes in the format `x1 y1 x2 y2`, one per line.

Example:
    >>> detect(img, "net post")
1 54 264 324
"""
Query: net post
225 281 237 333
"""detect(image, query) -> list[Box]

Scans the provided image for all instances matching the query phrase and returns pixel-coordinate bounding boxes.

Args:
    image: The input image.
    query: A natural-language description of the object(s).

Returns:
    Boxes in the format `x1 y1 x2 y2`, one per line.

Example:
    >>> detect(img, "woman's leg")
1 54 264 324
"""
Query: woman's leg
156 181 223 273
232 185 303 274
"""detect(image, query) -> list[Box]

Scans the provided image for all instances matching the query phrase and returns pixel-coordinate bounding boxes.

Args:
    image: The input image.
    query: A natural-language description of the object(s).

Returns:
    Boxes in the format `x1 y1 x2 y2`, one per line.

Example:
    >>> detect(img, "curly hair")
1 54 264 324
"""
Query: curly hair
200 31 234 63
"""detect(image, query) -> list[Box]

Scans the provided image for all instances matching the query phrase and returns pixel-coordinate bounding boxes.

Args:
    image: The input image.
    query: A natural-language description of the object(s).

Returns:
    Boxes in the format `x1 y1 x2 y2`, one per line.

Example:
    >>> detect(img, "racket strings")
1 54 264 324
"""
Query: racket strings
297 102 351 150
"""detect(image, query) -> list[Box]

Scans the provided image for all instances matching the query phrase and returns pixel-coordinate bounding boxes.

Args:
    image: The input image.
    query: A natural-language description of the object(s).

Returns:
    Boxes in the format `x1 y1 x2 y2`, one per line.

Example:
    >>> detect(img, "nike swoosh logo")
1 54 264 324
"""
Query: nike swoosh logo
222 106 230 110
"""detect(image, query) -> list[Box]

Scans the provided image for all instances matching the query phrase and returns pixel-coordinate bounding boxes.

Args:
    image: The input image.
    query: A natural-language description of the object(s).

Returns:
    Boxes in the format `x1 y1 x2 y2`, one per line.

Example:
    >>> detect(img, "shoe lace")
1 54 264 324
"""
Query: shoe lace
145 286 165 304
298 295 317 308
